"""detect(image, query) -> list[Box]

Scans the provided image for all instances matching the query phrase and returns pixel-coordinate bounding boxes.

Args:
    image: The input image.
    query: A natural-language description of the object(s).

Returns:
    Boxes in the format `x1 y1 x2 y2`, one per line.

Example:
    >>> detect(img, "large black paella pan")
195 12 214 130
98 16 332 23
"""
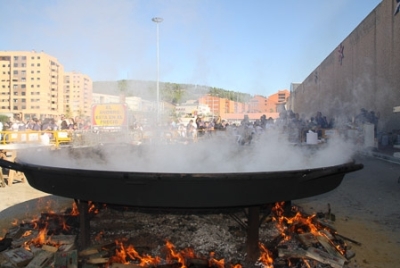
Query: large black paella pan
0 143 363 208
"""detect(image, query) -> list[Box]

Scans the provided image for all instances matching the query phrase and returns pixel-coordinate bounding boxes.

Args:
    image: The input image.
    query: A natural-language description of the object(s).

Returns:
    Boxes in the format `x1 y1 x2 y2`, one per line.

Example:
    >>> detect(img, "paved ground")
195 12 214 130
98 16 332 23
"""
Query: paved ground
295 152 400 268
0 181 72 235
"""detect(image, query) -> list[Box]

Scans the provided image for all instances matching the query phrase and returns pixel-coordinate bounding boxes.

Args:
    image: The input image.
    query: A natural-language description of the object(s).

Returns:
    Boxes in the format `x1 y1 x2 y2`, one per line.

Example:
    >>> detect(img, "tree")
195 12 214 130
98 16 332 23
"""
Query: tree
118 80 128 93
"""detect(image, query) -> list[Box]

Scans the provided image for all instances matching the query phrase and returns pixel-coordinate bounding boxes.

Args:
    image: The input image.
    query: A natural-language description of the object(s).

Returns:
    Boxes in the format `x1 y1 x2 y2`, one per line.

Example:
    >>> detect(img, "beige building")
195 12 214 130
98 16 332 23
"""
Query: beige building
0 51 64 121
290 0 400 133
64 71 93 118
0 51 92 122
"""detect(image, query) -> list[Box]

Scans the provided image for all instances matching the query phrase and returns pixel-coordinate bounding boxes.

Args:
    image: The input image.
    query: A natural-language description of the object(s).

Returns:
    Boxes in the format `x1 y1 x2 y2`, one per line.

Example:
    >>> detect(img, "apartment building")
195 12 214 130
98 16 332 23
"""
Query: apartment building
0 51 64 121
245 90 289 114
64 71 93 118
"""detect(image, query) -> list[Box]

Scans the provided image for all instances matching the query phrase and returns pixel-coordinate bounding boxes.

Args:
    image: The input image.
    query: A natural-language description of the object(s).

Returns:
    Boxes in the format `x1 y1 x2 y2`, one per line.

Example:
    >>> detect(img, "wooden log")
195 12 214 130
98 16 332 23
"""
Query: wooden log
11 230 39 247
2 247 34 267
54 250 78 267
110 264 142 268
41 244 58 253
278 248 307 259
86 257 109 264
79 248 99 257
316 234 346 261
297 232 318 248
305 247 345 268
25 250 54 268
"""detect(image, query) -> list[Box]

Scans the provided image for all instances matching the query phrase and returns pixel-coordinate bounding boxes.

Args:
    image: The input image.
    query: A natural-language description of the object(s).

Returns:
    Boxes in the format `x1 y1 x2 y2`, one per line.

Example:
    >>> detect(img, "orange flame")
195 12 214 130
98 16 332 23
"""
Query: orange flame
11 219 19 226
70 202 79 216
109 240 161 267
21 230 32 237
209 252 225 268
165 240 187 267
31 225 49 246
88 202 99 214
258 243 274 268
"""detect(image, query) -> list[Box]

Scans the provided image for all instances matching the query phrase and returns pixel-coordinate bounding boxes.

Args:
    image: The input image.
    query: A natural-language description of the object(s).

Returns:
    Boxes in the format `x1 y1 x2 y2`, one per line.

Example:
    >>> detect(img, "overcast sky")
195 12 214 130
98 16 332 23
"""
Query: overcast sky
0 0 381 97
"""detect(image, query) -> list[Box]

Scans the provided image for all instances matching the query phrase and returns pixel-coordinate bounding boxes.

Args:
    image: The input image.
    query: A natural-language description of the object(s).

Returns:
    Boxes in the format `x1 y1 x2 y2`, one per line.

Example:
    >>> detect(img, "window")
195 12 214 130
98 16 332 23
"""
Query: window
13 70 18 75
21 63 26 67
22 56 26 60
13 56 18 60
21 84 26 89
37 63 40 67
13 63 18 67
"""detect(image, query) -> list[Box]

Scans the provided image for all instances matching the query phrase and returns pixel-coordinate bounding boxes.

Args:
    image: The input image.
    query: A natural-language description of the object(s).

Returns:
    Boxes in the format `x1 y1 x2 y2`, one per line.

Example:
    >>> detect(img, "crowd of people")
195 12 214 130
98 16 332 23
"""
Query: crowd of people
0 115 91 133
0 115 92 144
149 108 380 146
0 107 380 146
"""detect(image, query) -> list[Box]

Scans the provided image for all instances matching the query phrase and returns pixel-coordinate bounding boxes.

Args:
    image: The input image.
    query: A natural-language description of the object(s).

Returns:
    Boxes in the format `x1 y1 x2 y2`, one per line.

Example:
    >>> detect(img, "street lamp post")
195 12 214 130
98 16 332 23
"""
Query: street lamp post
152 17 163 124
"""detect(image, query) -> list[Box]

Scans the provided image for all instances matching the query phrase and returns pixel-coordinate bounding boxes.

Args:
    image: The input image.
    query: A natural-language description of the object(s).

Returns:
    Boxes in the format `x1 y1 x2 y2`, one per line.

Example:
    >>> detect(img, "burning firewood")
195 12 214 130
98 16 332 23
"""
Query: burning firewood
305 247 346 268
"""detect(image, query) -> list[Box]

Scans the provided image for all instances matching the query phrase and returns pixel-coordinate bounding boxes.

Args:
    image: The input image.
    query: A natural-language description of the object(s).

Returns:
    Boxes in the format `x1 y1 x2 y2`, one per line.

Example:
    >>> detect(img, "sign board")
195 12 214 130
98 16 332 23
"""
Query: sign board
92 104 127 126
393 106 400 113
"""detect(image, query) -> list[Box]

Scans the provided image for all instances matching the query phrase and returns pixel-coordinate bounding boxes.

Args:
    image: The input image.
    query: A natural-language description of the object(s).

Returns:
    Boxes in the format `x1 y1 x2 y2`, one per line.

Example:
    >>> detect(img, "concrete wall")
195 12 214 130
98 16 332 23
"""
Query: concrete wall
291 0 400 133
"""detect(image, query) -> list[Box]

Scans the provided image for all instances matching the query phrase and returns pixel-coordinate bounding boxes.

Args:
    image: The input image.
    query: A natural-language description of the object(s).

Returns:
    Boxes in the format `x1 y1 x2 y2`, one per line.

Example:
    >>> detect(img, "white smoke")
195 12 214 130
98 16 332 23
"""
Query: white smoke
16 129 357 173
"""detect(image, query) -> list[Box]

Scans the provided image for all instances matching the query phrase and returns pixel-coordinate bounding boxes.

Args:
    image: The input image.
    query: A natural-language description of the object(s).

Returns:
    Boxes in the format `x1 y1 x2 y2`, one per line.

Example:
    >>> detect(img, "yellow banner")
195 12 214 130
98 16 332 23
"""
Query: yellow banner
92 104 127 126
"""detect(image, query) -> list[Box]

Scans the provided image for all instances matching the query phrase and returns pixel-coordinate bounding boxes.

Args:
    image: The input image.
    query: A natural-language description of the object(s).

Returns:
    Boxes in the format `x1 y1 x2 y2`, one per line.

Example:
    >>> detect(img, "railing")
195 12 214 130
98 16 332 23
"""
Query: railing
0 130 72 148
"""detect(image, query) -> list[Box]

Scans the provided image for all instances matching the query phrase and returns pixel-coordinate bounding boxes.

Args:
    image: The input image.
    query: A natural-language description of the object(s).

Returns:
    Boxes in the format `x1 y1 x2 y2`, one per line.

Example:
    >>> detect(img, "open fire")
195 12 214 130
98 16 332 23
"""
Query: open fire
0 200 360 268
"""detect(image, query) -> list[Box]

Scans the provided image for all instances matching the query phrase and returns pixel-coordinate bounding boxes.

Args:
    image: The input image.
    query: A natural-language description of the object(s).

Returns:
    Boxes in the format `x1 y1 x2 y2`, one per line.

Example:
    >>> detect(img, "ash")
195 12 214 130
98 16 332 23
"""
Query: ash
85 203 360 268
89 206 274 264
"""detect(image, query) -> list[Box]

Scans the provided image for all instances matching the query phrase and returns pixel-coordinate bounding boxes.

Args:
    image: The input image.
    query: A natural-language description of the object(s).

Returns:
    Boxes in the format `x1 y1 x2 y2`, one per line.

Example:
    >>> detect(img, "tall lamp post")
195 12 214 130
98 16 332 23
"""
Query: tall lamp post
152 17 163 124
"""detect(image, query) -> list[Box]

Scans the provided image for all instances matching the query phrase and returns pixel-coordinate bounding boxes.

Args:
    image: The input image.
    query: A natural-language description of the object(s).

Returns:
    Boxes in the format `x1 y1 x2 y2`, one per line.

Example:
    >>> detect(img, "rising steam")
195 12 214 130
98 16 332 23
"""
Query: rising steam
16 129 357 173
